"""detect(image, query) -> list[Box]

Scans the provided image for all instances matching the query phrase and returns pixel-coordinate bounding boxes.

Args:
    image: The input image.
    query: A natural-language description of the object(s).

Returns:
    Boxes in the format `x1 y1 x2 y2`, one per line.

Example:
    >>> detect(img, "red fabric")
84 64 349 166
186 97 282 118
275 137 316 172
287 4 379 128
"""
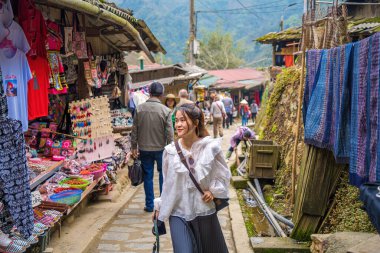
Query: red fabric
18 0 47 58
27 56 50 120
46 20 62 51
284 55 294 67
254 92 260 106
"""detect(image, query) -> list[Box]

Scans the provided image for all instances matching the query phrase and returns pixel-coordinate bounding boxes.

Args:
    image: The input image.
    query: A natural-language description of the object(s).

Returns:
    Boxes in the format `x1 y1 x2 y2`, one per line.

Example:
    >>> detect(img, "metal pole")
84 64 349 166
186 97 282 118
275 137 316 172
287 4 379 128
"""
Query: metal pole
247 182 287 237
189 0 196 65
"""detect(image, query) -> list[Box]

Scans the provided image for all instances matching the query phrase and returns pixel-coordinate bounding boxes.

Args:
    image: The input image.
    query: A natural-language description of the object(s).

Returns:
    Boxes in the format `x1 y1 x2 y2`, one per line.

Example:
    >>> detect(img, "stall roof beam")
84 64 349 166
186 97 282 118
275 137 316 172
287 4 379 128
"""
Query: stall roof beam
35 0 156 62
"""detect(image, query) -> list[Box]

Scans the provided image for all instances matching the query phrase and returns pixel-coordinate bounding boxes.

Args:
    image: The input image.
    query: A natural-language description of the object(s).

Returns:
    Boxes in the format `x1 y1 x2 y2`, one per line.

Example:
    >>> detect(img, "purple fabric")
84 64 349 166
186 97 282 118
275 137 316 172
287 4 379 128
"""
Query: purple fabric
304 32 380 186
230 127 255 148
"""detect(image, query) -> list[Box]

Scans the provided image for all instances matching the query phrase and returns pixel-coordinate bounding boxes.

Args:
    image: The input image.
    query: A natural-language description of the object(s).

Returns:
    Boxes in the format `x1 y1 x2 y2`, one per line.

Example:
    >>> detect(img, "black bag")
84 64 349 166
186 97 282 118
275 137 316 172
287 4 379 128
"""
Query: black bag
128 159 144 186
152 211 166 253
174 141 229 212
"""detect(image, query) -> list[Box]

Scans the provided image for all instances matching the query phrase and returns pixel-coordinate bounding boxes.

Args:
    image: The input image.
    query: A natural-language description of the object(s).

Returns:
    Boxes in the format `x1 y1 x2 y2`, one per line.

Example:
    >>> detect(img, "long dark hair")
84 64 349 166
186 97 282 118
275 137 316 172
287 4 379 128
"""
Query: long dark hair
177 103 209 138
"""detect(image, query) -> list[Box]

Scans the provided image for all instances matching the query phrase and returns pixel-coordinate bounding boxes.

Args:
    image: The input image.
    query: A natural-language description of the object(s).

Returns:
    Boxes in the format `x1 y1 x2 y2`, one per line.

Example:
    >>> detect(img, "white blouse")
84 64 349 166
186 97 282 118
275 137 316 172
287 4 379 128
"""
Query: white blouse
154 136 231 221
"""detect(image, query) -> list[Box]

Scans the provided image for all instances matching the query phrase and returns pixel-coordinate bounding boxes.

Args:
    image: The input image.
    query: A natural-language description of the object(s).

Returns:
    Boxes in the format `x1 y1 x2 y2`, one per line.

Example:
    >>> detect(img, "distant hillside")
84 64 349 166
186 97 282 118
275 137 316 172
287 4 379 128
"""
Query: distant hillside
114 0 303 67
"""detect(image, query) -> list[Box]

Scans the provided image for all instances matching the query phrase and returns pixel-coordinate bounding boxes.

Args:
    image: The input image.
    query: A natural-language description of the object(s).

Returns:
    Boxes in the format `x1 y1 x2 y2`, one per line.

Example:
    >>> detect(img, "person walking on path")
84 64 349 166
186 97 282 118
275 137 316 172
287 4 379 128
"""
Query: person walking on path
210 95 226 138
222 92 234 129
239 99 250 126
250 101 259 123
154 103 231 253
177 89 194 107
226 126 256 160
163 93 180 129
131 82 174 213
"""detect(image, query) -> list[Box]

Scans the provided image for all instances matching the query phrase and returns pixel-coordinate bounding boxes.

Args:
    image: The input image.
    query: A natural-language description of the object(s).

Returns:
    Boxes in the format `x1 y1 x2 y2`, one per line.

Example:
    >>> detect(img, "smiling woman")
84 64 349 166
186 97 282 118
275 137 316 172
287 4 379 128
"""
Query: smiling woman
153 103 231 253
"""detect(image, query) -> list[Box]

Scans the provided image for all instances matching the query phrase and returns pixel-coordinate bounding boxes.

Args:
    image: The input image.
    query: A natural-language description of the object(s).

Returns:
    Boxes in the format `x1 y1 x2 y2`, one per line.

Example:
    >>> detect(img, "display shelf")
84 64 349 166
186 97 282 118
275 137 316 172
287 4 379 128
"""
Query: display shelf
65 177 102 215
30 161 64 190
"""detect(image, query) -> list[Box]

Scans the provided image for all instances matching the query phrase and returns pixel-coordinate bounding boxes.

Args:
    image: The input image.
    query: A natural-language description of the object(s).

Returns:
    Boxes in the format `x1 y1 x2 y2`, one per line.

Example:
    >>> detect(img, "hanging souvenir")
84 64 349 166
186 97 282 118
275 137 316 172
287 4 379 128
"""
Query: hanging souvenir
60 10 73 55
72 13 88 59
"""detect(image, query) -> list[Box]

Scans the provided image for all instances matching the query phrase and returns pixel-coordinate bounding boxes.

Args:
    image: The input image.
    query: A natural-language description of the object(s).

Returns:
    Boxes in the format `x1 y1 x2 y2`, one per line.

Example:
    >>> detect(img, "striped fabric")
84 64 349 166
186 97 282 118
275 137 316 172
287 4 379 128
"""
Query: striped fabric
303 32 380 186
350 33 380 186
169 213 229 253
304 43 353 163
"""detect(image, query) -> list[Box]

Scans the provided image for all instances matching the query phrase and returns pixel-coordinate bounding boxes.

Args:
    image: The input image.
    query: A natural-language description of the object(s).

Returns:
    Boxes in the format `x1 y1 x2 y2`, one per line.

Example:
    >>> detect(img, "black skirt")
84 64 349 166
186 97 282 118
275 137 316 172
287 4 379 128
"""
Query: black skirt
169 213 229 253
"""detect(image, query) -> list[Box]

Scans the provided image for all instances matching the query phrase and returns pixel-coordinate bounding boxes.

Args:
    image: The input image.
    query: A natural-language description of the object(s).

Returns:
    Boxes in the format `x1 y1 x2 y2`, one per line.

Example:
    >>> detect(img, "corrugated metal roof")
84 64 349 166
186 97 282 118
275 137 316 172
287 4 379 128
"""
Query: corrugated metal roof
208 68 267 82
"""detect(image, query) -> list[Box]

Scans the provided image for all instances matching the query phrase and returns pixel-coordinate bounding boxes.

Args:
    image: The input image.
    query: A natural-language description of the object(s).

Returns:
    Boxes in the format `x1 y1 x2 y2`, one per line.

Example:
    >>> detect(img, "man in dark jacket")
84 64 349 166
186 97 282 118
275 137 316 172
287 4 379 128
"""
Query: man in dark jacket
131 82 174 212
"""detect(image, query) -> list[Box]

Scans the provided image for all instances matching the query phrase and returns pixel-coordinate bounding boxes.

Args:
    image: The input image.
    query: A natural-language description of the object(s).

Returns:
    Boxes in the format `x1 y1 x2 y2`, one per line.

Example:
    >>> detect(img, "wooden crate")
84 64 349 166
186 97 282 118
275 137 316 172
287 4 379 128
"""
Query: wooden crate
247 140 280 179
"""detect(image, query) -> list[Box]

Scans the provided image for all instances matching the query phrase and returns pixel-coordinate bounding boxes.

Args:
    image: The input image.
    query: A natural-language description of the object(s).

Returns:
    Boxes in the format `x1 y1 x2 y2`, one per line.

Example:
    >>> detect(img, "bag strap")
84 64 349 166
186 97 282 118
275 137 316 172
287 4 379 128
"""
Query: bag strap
216 102 224 115
174 141 204 195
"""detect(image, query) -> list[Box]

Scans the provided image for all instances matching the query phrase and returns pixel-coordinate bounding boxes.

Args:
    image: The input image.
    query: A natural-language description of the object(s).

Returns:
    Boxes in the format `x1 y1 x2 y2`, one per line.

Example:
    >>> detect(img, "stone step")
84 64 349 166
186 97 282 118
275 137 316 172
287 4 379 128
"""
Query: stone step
347 235 380 253
231 175 248 189
250 237 310 253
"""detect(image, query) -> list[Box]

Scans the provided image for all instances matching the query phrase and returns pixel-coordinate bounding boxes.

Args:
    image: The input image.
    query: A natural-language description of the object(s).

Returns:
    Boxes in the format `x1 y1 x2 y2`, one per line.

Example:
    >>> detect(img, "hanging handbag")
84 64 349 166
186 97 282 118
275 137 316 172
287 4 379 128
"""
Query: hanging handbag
60 10 73 56
72 13 88 59
174 141 229 212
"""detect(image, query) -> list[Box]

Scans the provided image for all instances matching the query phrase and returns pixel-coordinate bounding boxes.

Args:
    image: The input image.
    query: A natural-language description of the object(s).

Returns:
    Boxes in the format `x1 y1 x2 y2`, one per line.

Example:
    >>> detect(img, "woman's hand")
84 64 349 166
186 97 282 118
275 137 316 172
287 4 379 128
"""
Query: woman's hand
152 210 159 222
202 191 214 203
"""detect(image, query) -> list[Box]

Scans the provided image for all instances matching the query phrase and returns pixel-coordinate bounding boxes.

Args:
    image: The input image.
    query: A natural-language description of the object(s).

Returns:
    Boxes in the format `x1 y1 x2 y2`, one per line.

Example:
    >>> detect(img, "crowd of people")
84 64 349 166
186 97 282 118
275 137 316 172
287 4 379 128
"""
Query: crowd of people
131 82 258 253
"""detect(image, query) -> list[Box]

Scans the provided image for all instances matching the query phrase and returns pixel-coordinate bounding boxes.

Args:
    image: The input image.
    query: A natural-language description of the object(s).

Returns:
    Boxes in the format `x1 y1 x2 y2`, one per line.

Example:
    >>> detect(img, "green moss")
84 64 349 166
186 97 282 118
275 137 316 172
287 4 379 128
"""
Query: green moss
321 171 376 233
230 163 238 177
237 190 257 237
271 124 278 133
265 67 301 119
256 27 302 43
349 17 380 27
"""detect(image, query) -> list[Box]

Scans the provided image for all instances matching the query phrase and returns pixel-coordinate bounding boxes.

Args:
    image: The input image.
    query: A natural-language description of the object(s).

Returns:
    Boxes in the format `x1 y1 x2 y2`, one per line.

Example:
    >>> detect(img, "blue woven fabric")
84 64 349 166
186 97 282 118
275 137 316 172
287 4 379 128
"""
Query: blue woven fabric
303 32 380 187
350 33 380 186
304 44 353 161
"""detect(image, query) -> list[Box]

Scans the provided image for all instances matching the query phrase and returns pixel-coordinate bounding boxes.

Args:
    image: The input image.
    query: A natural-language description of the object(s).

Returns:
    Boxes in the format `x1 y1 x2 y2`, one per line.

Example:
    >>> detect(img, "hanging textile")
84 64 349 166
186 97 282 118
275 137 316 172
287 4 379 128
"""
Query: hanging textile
304 43 353 163
18 0 47 58
27 56 50 120
284 55 294 67
350 33 380 186
0 119 34 238
0 68 8 118
303 32 380 186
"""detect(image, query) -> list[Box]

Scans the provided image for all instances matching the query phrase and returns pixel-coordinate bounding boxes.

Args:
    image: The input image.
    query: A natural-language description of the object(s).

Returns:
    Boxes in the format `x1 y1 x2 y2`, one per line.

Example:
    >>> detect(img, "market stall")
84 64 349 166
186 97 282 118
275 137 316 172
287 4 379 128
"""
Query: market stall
0 0 163 252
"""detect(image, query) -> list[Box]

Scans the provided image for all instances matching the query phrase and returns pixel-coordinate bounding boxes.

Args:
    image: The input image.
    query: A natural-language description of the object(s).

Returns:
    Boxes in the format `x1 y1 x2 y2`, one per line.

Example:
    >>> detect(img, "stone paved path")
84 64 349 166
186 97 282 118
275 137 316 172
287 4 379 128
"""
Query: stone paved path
91 183 236 253
90 126 239 253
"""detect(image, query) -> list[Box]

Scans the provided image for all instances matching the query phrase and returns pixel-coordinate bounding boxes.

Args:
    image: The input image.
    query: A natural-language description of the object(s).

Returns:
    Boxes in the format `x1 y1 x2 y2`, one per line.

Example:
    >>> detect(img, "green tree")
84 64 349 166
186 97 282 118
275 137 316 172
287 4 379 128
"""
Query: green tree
194 28 246 70
154 53 173 65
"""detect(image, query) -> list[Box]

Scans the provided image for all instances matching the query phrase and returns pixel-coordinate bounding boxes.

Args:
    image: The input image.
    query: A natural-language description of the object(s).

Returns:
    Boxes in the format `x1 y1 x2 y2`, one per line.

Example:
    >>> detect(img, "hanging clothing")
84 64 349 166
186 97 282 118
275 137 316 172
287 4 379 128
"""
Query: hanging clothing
7 21 30 54
18 0 47 58
284 55 294 67
303 32 380 187
350 33 380 186
27 56 50 120
303 43 353 163
0 118 34 238
0 49 32 132
0 0 14 28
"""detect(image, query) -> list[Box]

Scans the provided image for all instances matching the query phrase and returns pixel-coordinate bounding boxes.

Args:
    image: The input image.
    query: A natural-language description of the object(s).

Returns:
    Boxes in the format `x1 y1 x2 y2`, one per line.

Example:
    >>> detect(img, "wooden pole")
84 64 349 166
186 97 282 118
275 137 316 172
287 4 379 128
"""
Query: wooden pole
189 0 196 65
291 0 308 205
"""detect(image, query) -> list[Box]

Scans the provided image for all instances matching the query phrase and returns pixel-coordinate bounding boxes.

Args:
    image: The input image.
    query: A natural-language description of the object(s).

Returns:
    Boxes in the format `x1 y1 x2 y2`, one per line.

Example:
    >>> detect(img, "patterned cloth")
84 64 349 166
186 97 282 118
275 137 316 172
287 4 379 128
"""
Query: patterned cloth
0 68 8 119
303 32 380 187
304 44 353 163
0 118 34 238
350 33 380 186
